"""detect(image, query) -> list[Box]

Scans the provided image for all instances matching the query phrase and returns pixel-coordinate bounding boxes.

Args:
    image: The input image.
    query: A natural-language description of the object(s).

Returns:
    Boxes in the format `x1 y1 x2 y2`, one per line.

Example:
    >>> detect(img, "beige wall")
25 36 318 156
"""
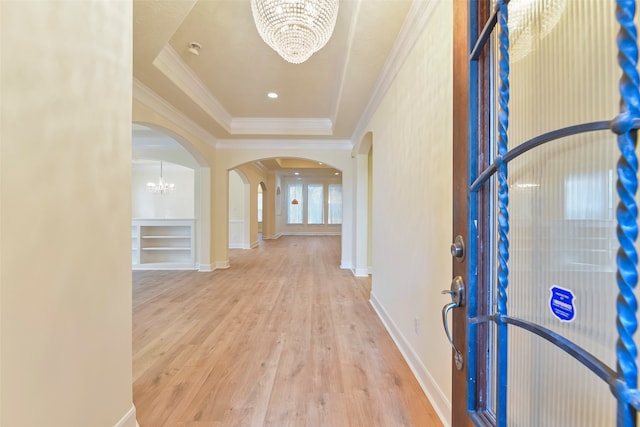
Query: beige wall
229 164 268 249
269 174 284 239
1 2 135 426
228 170 249 248
365 0 453 423
237 164 268 248
367 146 373 269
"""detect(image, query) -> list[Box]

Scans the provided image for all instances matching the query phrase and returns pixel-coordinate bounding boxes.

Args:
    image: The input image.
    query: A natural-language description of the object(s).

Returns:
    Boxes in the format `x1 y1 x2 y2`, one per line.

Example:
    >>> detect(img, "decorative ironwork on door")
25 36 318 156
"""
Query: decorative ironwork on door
466 0 640 425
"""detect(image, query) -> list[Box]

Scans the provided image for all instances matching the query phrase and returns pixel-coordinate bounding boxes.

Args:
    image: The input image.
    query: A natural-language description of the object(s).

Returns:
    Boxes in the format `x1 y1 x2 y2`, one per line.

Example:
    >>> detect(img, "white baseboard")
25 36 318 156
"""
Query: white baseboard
132 264 197 271
351 267 369 277
114 404 137 427
370 292 451 427
340 261 352 270
198 263 214 272
279 231 341 236
229 241 259 249
262 233 282 240
229 243 252 249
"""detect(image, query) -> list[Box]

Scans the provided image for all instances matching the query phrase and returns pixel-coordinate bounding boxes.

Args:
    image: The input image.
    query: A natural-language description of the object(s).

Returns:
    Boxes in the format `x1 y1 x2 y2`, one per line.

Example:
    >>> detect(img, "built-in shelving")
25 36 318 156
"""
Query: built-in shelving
132 225 140 265
142 247 191 250
132 219 196 270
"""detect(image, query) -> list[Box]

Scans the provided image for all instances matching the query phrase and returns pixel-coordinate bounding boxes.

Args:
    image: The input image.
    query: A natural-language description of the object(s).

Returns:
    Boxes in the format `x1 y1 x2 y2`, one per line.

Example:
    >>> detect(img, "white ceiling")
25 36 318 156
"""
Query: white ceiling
132 0 420 145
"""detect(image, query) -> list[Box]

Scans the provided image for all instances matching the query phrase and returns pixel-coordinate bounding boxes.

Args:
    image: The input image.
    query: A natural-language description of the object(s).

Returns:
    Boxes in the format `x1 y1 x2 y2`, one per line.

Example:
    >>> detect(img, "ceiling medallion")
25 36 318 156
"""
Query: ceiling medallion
251 0 339 64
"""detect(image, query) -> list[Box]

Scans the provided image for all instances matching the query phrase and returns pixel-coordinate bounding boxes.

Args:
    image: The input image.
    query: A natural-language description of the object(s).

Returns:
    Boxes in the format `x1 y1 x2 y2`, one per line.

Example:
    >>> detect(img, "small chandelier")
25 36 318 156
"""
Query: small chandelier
251 0 339 64
147 161 175 195
508 0 566 62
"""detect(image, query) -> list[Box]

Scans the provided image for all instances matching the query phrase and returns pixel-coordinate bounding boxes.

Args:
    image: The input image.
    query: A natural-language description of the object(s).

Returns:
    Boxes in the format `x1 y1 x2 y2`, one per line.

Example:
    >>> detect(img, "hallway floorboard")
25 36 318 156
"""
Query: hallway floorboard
133 235 443 426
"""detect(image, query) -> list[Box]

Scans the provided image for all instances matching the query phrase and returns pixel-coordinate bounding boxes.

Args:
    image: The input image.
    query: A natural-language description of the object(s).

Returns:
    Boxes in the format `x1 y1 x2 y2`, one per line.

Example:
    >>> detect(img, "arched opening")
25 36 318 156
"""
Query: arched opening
352 132 372 277
228 169 251 249
258 182 266 242
368 144 373 273
215 150 353 271
228 157 344 260
132 123 211 270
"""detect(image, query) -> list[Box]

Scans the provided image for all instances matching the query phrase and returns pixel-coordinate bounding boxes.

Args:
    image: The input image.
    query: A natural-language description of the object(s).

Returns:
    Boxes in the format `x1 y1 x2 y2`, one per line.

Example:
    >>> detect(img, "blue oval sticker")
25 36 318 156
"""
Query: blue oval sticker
549 286 576 322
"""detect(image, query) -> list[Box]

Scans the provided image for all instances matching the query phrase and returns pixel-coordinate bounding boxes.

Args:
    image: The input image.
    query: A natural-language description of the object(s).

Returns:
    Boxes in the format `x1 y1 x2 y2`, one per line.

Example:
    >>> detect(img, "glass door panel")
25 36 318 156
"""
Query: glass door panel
481 0 634 424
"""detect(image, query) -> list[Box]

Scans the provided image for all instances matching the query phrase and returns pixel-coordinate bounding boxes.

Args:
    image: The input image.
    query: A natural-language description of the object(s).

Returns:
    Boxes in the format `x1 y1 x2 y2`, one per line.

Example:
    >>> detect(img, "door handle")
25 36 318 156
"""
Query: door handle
441 276 464 370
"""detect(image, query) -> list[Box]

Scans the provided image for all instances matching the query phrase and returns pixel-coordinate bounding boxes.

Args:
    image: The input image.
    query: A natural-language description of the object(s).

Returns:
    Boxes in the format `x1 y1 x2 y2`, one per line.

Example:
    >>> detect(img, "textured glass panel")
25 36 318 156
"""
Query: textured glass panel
506 134 618 425
508 134 617 323
488 0 626 424
507 0 618 148
507 328 616 426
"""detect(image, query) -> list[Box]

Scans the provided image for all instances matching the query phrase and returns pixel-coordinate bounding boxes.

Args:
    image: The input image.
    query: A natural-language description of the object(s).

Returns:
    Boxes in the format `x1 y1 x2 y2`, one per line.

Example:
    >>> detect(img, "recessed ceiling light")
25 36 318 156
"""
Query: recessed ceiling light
334 172 340 175
318 162 323 165
267 92 278 99
294 172 300 175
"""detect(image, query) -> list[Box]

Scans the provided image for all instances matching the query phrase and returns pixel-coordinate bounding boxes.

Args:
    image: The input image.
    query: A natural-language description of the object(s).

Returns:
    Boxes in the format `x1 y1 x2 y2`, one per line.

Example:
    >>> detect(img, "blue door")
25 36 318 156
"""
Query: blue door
449 0 640 425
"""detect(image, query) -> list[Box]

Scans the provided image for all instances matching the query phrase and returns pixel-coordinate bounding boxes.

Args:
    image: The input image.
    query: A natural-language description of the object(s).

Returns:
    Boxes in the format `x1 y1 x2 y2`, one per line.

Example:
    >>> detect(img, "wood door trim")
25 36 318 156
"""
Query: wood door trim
473 0 492 421
452 1 473 426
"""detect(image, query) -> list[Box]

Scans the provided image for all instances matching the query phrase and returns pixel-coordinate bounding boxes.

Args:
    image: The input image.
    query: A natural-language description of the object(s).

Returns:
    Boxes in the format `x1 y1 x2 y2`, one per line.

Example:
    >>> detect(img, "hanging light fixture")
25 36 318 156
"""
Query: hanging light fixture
508 0 566 62
291 198 299 205
147 161 175 195
251 0 339 64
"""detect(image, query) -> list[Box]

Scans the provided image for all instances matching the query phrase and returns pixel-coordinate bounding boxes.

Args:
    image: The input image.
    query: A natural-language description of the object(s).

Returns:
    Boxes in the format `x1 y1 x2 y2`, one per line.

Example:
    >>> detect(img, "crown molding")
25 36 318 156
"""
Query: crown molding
230 117 333 135
132 78 217 147
329 0 363 126
154 44 338 137
153 45 234 132
216 138 352 151
351 0 437 148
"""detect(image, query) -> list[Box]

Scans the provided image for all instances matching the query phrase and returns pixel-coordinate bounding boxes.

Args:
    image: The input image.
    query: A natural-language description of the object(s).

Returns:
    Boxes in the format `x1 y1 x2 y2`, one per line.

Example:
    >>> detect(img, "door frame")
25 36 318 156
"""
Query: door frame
451 0 475 425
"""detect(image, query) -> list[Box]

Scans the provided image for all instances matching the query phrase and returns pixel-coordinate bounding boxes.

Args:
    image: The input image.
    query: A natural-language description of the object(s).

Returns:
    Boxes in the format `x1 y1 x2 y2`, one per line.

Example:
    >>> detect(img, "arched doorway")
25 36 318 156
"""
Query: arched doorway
228 157 344 257
132 123 212 270
258 182 266 242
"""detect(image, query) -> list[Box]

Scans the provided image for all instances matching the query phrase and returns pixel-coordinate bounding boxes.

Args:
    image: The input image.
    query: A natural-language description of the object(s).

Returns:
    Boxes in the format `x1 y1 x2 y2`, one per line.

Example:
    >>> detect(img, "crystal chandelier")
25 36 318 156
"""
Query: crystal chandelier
251 0 339 64
508 0 566 62
147 161 175 195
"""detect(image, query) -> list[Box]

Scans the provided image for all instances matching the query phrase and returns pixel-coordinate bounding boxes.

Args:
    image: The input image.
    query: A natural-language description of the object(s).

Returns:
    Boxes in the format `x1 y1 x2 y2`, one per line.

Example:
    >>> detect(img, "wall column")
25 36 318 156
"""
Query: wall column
1 1 136 426
213 163 230 268
352 153 370 276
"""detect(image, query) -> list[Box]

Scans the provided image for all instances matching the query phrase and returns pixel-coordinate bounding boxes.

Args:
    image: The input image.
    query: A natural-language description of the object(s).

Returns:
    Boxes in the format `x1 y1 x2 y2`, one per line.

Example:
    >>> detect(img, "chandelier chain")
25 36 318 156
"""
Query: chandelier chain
147 160 175 195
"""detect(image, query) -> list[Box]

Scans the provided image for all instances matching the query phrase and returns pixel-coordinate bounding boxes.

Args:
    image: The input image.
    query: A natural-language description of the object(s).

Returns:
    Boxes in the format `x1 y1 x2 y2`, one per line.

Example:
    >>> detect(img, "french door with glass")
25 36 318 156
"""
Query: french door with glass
450 1 640 425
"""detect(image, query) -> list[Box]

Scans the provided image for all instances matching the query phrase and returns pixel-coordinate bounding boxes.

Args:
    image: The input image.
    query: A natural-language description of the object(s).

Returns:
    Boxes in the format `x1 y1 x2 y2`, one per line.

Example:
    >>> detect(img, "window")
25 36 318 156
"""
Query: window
287 183 303 224
328 184 342 224
286 181 343 225
307 184 324 224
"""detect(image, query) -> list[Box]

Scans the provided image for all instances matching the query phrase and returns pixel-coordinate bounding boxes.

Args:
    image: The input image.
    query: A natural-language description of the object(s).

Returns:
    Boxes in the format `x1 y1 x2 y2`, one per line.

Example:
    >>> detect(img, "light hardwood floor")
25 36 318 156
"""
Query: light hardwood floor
133 235 443 426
